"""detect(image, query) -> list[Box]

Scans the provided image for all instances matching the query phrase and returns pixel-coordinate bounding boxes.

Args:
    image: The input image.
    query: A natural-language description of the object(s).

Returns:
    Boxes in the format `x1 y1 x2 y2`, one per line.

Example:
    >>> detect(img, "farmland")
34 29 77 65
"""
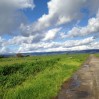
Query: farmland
0 54 88 99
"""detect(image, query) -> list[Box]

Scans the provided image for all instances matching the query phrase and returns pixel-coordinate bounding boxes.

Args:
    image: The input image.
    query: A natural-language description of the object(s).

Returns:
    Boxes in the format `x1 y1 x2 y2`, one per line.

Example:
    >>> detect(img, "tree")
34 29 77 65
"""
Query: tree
16 53 24 57
0 55 4 58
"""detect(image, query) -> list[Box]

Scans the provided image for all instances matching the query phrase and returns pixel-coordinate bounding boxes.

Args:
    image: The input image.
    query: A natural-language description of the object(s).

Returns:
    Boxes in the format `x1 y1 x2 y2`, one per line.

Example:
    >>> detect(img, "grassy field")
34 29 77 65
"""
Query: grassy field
95 54 99 57
0 54 88 99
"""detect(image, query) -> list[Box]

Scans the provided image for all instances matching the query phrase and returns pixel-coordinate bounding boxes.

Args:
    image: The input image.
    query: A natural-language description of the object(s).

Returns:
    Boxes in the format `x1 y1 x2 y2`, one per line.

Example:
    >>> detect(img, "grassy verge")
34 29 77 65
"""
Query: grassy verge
95 54 99 57
0 54 89 99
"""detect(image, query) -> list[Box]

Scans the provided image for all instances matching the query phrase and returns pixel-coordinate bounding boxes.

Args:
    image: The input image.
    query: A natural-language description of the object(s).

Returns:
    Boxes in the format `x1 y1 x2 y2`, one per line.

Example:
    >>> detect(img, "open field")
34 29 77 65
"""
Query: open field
0 54 88 99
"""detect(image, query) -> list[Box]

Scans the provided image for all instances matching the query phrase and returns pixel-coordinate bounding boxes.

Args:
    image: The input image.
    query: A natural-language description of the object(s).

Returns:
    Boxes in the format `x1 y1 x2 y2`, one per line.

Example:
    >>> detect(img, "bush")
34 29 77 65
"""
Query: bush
16 53 24 57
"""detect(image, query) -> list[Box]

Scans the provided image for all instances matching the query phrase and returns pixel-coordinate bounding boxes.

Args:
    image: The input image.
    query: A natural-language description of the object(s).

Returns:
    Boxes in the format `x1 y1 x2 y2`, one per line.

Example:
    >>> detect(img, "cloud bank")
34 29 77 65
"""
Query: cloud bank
0 0 99 54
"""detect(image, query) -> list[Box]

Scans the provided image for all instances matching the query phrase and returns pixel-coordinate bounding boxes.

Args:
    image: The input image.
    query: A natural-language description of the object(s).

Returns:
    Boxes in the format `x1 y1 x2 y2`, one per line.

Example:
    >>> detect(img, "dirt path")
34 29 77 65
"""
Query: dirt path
55 55 99 99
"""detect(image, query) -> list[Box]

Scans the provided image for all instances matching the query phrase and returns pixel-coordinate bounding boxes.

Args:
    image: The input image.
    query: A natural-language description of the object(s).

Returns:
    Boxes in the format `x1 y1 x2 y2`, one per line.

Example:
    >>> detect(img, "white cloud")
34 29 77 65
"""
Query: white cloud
0 37 4 48
7 36 34 45
21 0 99 36
21 0 86 35
19 27 62 42
0 37 4 43
1 27 61 46
0 47 10 54
0 0 35 9
17 37 94 53
0 0 35 35
0 35 97 54
62 11 99 38
42 28 61 41
0 0 99 54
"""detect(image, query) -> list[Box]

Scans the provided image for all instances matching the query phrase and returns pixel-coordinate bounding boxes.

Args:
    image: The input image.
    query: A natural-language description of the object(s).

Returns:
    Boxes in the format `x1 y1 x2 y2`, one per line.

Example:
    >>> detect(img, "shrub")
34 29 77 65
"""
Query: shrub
16 53 24 57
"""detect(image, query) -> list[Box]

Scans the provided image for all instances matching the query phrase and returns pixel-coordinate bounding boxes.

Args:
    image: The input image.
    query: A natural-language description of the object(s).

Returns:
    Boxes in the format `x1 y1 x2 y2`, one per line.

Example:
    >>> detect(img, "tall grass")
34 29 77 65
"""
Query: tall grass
95 54 99 57
0 54 89 99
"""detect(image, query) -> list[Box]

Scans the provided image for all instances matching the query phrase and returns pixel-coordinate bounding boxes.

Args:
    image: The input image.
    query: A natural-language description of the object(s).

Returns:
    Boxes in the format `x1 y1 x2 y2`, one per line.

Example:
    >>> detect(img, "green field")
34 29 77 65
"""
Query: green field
0 54 88 99
95 54 99 57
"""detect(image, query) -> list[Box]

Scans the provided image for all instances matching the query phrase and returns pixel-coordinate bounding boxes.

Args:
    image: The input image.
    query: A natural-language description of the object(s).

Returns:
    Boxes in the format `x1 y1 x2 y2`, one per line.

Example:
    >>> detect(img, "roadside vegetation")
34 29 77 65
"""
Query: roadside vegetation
95 54 99 57
0 54 89 99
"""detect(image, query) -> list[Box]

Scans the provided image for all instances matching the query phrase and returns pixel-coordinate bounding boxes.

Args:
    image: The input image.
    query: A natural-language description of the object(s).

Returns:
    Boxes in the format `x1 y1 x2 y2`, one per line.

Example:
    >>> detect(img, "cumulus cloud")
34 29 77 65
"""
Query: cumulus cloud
21 0 85 35
19 27 62 43
0 37 4 43
21 0 99 36
0 0 99 54
0 35 97 54
0 47 10 54
0 0 35 9
17 37 94 53
0 0 35 35
0 37 4 47
42 28 62 41
61 11 99 38
34 0 83 28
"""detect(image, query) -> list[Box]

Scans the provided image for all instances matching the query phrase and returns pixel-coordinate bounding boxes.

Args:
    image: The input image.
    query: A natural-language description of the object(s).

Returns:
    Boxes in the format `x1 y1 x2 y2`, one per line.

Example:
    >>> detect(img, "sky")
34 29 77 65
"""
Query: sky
0 0 99 54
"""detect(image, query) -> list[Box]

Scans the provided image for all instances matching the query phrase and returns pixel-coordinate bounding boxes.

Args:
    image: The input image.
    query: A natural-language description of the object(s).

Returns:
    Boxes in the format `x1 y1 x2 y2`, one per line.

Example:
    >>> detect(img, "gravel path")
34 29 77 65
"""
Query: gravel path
55 55 99 99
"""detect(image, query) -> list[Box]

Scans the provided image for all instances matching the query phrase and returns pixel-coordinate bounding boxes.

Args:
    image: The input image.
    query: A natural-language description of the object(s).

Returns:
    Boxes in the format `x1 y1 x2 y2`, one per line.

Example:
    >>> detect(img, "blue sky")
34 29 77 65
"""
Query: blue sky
0 0 99 54
23 0 49 23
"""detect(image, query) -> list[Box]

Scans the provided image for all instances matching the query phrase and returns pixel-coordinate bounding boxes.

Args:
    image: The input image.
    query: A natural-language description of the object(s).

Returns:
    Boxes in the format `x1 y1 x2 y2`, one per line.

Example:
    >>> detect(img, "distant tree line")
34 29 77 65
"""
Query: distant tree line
16 53 30 57
0 53 30 58
0 55 4 58
16 53 24 57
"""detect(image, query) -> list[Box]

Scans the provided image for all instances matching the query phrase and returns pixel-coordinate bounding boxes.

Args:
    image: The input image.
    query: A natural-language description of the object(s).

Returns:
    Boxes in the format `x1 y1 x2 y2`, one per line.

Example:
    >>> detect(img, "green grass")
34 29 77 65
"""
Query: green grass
95 54 99 57
0 54 89 99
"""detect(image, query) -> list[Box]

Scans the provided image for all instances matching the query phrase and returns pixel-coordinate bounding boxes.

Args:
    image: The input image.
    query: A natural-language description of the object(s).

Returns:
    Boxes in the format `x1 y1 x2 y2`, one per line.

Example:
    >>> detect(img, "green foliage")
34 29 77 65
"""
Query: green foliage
0 54 89 99
95 54 99 57
0 55 4 58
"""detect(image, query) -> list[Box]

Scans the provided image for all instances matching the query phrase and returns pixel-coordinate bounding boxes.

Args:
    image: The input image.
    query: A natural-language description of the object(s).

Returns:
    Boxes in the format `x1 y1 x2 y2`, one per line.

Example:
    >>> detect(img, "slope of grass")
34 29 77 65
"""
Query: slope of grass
0 54 89 99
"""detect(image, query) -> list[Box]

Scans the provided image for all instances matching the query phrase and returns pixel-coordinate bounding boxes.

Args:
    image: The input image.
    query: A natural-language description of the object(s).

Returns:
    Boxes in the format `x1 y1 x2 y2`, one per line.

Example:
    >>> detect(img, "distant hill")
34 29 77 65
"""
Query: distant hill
1 49 99 58
26 49 99 55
